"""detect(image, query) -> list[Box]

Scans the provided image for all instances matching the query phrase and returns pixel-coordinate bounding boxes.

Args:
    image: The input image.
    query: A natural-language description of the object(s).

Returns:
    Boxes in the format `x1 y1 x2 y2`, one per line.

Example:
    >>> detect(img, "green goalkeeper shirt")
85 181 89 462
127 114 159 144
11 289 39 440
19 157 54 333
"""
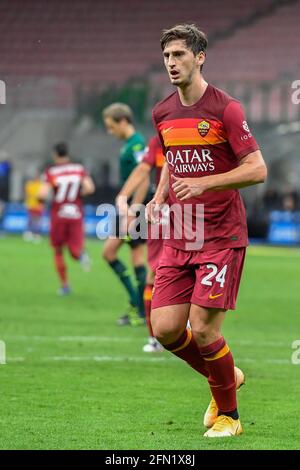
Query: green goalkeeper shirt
119 132 146 184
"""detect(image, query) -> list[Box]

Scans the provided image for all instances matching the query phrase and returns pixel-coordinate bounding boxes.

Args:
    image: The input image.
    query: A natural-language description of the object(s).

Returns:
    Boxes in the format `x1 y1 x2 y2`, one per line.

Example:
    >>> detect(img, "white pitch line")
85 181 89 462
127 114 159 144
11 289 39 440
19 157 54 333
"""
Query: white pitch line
2 335 292 348
230 339 289 347
265 358 291 364
3 335 134 342
58 336 133 342
6 357 25 362
4 355 295 365
45 355 169 362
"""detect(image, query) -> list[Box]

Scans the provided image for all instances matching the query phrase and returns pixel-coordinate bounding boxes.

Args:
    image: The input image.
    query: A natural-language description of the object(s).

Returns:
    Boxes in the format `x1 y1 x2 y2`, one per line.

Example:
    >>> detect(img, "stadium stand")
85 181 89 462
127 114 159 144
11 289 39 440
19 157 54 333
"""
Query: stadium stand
1 0 299 207
1 0 299 86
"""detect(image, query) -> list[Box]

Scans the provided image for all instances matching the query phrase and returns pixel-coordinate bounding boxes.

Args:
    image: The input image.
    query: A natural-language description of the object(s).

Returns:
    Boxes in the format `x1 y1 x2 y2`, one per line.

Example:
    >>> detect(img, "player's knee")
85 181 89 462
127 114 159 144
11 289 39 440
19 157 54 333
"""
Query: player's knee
102 246 115 262
131 248 145 267
151 316 182 344
69 247 81 260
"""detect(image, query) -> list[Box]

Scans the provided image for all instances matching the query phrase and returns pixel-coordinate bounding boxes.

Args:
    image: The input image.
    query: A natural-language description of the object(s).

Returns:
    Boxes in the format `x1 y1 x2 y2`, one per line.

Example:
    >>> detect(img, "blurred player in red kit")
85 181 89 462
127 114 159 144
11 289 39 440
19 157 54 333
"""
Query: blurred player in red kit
39 143 95 294
116 135 165 352
147 24 267 437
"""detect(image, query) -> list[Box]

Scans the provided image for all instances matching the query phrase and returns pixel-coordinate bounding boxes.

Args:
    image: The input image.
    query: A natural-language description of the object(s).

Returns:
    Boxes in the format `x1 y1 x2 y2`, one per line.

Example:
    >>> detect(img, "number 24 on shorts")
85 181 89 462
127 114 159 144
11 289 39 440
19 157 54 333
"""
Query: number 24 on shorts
201 264 228 288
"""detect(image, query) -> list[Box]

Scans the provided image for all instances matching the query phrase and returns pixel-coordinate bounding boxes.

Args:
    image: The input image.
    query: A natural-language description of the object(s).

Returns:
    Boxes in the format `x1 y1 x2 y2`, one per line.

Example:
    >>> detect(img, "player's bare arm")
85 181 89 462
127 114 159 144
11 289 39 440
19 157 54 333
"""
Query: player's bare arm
115 162 150 214
81 176 95 196
128 172 150 206
117 162 151 201
153 161 169 202
146 162 169 223
38 181 52 201
126 176 151 228
172 150 267 201
116 162 151 216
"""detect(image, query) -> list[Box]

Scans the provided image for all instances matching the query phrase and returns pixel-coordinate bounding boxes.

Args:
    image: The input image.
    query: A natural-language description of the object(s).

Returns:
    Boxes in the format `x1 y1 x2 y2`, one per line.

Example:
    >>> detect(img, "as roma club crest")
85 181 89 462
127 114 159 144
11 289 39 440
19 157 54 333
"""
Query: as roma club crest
197 120 210 137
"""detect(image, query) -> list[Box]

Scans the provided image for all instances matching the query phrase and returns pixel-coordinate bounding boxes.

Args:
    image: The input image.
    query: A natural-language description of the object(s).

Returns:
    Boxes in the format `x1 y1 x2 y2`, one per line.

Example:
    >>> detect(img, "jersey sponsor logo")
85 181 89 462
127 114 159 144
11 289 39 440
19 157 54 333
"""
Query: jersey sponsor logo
166 148 215 174
240 120 252 141
208 293 223 300
58 203 81 219
242 120 250 132
197 120 210 137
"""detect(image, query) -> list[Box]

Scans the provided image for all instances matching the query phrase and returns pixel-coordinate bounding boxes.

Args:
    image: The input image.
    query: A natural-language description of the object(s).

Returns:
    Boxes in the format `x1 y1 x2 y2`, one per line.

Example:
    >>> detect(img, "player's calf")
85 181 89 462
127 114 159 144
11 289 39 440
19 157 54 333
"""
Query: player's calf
203 366 245 428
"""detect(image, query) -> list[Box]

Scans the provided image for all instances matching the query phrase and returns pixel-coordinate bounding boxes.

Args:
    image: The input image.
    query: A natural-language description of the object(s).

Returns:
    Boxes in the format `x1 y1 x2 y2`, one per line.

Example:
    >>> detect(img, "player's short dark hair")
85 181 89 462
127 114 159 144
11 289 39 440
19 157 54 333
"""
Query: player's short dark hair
160 24 208 70
53 142 69 157
102 103 133 124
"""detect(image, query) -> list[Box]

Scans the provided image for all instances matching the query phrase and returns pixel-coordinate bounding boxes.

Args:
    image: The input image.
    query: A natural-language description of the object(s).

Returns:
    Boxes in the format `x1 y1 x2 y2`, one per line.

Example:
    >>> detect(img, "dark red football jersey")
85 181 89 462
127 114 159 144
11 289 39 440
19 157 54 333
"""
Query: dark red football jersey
142 135 165 186
45 162 87 220
152 84 259 251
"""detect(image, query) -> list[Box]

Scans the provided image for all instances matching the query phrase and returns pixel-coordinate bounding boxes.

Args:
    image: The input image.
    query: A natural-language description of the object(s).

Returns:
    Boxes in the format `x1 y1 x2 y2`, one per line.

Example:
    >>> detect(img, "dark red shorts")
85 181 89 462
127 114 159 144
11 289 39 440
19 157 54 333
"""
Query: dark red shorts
50 216 84 255
152 245 246 311
147 237 163 272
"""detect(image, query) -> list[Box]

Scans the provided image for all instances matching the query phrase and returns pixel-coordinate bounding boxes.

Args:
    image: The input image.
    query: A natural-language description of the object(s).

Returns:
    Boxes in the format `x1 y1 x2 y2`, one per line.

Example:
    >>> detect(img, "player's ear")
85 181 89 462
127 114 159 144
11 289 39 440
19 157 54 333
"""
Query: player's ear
197 51 206 68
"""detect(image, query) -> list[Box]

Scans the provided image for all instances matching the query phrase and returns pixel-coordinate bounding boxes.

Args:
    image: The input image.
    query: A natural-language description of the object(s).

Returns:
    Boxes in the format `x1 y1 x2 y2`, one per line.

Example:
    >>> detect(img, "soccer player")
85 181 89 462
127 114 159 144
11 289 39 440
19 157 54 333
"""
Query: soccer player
147 24 267 437
102 103 148 326
116 135 165 351
39 142 95 294
24 171 44 242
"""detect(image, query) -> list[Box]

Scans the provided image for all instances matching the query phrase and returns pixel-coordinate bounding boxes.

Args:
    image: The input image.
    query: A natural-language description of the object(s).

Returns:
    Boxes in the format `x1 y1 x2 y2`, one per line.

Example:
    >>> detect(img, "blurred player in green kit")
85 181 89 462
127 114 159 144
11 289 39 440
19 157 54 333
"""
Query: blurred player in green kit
102 103 149 326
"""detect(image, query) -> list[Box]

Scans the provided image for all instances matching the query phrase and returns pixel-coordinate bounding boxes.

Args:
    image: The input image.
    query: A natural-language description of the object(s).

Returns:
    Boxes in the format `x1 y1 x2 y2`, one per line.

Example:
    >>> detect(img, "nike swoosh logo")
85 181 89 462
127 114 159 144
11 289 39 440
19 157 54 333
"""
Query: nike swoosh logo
162 126 174 134
208 293 223 300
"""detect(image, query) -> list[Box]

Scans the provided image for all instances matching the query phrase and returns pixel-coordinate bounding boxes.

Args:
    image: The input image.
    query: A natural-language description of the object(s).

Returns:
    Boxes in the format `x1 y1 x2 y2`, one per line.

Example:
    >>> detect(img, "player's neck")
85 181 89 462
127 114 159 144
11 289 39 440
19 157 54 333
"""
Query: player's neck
55 157 70 165
178 75 208 107
123 125 135 140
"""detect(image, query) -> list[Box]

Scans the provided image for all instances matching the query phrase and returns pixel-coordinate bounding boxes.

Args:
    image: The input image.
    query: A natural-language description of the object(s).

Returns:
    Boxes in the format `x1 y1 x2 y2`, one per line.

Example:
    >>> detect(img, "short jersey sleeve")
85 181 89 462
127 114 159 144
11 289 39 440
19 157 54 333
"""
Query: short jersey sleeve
142 136 159 168
223 100 259 160
80 165 88 179
131 142 146 164
43 169 52 184
152 109 166 154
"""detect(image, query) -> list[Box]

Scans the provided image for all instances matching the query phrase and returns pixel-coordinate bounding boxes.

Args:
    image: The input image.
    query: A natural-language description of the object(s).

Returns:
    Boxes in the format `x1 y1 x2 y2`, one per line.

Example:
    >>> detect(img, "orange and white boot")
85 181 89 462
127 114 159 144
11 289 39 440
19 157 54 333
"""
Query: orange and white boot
203 415 243 438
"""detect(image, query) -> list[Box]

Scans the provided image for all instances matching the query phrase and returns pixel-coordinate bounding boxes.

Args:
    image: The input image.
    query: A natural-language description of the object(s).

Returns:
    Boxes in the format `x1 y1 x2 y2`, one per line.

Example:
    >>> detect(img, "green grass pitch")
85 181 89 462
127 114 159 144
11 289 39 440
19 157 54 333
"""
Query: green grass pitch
0 236 300 450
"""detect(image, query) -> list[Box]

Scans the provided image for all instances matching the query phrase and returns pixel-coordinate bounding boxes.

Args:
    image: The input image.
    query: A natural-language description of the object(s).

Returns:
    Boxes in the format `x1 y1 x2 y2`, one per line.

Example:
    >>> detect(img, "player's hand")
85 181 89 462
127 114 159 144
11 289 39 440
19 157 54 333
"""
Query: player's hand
126 212 136 234
146 195 166 224
171 175 208 200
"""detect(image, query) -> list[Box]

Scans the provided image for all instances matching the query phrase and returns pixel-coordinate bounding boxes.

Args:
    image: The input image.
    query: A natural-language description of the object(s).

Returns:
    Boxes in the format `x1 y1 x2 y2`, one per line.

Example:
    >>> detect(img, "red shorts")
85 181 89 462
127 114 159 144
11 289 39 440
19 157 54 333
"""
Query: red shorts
147 237 163 272
50 216 84 256
152 245 246 311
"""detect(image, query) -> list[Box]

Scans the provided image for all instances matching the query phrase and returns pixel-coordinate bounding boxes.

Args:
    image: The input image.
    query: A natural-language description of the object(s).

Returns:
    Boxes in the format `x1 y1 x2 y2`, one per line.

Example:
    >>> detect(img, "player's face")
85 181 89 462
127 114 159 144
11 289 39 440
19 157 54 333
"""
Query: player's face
104 117 125 139
163 39 204 87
